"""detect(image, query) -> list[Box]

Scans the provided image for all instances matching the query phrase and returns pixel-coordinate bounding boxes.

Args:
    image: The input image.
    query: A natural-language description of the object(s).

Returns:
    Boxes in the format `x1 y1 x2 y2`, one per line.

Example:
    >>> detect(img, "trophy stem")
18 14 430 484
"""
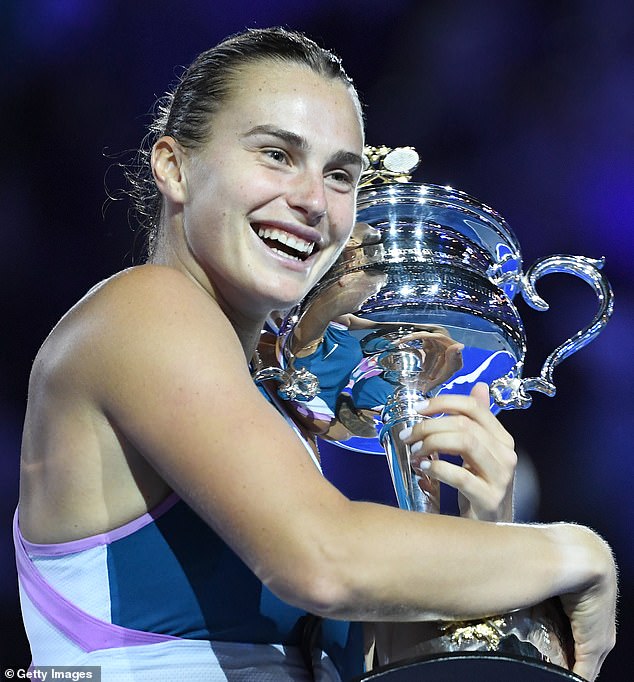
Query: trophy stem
380 420 440 513
380 387 440 514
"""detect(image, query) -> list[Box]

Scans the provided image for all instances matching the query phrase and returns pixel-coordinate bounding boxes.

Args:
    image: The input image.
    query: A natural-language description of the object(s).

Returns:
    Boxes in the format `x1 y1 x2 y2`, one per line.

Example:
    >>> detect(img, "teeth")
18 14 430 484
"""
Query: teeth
270 247 301 261
257 226 315 256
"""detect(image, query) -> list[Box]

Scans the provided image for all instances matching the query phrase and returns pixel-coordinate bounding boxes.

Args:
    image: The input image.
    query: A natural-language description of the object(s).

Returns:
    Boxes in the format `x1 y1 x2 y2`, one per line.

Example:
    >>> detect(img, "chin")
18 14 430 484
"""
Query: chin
266 275 316 307
267 292 305 314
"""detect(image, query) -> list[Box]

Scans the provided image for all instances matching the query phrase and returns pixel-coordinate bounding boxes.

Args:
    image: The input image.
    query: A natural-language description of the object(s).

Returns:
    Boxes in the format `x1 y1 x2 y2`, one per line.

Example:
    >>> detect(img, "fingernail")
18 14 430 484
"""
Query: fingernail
414 399 429 411
410 441 423 455
399 426 412 440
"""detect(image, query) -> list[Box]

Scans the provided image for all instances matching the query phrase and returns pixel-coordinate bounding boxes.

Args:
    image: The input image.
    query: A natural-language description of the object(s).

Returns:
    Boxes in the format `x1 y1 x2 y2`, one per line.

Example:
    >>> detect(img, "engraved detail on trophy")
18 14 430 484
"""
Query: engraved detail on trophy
251 354 320 402
360 145 421 188
441 617 507 649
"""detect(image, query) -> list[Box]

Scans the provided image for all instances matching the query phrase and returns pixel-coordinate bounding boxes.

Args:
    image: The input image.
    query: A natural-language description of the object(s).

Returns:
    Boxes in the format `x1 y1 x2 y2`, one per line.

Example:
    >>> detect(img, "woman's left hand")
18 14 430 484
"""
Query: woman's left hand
399 382 517 522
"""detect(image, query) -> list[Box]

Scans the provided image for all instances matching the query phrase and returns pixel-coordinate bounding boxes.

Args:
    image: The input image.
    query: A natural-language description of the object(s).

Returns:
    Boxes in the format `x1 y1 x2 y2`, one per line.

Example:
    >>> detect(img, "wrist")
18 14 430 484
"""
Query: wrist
545 522 612 595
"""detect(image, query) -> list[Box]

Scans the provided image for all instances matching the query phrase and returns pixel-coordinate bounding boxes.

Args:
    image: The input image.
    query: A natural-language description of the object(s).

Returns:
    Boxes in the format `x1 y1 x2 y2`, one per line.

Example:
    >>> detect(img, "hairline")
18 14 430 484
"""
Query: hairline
211 56 364 136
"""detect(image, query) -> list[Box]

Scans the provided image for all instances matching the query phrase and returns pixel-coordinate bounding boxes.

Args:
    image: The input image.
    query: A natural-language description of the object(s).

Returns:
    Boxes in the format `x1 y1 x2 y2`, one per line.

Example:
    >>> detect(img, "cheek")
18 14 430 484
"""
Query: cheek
331 203 357 244
247 173 288 203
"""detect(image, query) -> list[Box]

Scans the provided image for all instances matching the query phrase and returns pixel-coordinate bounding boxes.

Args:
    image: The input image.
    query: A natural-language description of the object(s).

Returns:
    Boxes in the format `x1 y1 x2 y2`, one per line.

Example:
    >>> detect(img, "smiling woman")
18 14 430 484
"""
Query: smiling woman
14 27 616 682
148 56 364 324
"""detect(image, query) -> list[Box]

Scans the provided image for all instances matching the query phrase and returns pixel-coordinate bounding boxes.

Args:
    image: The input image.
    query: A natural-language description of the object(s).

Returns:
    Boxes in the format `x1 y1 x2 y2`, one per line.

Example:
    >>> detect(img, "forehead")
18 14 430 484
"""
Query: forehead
217 59 364 149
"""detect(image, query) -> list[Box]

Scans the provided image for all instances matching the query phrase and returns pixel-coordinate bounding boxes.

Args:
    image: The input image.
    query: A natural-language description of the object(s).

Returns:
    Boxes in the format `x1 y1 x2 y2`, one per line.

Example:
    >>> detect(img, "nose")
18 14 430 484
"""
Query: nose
287 170 327 226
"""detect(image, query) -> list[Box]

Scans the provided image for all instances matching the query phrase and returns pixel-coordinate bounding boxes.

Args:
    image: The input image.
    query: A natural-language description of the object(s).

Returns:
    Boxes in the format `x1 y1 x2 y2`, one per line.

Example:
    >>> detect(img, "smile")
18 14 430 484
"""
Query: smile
254 225 317 261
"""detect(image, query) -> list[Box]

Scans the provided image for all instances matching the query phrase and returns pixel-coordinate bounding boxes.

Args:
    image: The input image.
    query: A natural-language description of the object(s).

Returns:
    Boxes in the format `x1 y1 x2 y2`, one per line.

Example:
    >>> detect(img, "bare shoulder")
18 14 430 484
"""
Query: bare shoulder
20 265 248 541
71 264 224 318
39 265 240 378
81 264 227 327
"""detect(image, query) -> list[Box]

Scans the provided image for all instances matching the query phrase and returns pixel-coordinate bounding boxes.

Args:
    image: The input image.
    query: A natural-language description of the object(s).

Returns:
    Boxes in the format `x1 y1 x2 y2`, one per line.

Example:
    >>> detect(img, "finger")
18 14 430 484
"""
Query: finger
422 343 464 382
404 413 509 462
571 635 612 682
413 457 489 506
470 381 490 409
415 392 513 446
412 457 509 521
400 331 455 344
572 657 599 682
405 414 517 492
411 425 512 483
347 222 381 247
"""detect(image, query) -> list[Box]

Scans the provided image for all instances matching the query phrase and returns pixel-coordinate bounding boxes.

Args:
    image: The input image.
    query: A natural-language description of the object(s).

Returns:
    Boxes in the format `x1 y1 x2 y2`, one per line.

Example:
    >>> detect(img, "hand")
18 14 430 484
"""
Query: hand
555 525 618 681
400 382 517 521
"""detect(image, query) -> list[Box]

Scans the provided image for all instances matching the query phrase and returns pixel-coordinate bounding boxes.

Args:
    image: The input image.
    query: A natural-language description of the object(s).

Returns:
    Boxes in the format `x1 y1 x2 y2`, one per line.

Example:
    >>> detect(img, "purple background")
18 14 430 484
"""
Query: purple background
1 1 632 678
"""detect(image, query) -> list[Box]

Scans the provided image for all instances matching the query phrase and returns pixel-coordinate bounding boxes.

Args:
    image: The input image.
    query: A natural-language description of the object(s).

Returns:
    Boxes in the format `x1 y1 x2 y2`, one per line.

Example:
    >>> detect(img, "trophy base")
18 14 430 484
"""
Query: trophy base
353 652 584 682
366 599 573 671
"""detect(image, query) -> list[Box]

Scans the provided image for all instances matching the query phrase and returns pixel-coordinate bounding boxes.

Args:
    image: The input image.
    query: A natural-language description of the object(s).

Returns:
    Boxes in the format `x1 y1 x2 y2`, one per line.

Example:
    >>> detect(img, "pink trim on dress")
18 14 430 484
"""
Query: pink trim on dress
13 508 181 652
20 493 180 556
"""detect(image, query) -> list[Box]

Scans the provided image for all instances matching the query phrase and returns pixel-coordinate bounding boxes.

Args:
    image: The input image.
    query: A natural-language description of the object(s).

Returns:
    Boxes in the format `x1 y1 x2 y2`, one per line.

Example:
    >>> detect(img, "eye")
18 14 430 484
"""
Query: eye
263 148 290 165
326 169 355 190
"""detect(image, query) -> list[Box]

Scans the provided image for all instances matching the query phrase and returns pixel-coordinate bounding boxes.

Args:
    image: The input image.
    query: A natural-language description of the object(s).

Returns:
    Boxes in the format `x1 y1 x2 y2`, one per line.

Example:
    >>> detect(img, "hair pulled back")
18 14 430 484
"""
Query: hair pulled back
127 27 360 260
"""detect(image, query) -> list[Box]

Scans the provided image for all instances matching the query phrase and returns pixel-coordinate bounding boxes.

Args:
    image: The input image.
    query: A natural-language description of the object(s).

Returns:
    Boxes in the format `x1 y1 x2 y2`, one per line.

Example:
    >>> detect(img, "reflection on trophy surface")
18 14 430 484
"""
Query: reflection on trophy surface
253 145 613 676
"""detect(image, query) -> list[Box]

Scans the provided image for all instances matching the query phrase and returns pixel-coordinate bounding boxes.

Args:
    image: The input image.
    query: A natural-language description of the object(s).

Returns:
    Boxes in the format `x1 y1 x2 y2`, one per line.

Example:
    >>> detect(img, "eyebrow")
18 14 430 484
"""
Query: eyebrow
243 124 364 171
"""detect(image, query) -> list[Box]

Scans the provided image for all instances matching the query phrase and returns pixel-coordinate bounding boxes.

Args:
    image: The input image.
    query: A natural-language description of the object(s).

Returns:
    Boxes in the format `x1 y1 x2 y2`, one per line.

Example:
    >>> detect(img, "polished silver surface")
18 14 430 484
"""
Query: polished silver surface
272 180 613 451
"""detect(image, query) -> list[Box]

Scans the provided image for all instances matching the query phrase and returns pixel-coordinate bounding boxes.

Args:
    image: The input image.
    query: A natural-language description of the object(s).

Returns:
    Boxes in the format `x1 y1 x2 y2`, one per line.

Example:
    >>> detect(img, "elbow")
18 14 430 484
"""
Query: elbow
261 537 361 618
274 573 350 618
268 564 357 618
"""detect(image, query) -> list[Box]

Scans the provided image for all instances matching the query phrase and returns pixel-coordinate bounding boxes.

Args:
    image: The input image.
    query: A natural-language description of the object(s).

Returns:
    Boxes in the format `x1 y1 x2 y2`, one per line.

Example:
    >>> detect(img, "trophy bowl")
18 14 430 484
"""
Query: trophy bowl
253 146 613 676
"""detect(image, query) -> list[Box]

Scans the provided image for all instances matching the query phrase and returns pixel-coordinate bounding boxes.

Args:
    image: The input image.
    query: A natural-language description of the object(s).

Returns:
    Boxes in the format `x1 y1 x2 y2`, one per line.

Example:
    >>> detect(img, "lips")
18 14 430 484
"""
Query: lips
253 224 317 262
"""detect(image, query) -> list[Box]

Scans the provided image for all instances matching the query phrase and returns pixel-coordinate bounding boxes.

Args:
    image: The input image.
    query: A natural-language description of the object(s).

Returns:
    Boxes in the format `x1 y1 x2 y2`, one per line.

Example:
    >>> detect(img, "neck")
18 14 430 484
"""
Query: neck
151 217 271 364
228 314 267 364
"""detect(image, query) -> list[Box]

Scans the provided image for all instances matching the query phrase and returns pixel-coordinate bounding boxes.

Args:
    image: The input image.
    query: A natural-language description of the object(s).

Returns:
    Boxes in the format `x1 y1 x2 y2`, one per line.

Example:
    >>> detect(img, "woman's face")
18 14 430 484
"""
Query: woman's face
175 59 365 321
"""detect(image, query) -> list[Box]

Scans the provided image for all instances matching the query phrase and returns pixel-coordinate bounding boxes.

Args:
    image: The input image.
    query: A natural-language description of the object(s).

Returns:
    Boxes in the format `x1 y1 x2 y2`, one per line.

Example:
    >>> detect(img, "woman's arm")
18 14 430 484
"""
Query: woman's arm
92 267 616 681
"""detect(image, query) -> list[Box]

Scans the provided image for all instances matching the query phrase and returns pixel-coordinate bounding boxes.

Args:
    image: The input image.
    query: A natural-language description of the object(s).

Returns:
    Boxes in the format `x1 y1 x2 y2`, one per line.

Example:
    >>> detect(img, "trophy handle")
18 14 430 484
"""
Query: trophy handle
252 366 320 401
491 255 614 409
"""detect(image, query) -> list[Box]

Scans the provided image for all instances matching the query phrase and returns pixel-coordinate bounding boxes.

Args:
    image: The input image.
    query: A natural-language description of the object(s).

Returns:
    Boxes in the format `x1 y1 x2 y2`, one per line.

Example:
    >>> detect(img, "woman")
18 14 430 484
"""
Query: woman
15 27 616 681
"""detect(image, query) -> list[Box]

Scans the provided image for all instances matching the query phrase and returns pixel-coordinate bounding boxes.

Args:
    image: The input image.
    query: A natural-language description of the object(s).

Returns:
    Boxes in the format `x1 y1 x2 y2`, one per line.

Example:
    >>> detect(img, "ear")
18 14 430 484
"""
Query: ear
151 136 187 204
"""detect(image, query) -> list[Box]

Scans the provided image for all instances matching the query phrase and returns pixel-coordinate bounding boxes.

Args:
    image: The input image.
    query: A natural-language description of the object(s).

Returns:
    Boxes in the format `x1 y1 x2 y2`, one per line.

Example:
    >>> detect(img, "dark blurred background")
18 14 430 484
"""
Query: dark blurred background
1 0 631 678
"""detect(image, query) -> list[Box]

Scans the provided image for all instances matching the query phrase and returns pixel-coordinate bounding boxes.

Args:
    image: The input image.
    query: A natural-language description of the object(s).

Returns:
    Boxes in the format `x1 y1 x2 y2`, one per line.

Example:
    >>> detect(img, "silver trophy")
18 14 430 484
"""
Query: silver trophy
254 145 613 676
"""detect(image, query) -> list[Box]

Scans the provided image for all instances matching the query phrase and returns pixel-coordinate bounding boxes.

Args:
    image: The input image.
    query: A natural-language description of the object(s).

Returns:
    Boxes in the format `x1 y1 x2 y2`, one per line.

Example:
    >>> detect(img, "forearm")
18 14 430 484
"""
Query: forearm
294 502 605 623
